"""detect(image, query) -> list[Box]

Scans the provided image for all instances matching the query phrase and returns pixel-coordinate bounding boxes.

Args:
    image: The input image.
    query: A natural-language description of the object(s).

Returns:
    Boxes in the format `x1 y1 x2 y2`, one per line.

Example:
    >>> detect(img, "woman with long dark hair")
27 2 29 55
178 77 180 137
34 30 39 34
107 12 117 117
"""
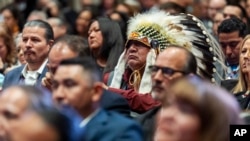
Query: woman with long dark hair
88 17 124 74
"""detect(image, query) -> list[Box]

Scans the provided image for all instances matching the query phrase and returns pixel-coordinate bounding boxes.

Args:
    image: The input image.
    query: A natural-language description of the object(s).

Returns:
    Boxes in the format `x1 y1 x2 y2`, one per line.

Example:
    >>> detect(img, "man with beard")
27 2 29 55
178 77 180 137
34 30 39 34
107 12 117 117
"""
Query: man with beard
42 35 130 117
2 20 54 89
137 45 198 141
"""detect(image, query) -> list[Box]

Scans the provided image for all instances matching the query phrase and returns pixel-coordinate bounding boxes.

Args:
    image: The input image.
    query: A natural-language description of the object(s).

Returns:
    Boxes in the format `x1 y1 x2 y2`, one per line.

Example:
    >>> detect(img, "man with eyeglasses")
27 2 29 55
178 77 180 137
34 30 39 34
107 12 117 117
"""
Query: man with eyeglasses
137 45 198 141
218 17 248 80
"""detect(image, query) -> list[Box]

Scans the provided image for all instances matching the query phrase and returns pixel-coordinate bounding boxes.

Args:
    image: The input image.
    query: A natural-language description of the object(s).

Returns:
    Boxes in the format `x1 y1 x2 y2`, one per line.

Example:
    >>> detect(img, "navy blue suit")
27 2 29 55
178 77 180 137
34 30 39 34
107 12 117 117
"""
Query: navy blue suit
83 109 143 141
2 65 47 89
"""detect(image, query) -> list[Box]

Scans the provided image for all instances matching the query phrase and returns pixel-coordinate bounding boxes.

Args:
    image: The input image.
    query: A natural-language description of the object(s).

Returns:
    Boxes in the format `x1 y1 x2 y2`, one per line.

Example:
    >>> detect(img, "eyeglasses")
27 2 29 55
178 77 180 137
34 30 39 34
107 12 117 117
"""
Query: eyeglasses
149 65 186 77
220 41 241 49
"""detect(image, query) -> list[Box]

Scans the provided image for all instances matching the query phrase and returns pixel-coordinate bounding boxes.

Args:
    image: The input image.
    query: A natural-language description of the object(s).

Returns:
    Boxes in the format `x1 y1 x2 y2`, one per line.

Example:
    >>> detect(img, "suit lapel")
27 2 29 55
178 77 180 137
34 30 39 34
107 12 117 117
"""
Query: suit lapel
85 109 108 141
37 66 48 84
15 66 25 84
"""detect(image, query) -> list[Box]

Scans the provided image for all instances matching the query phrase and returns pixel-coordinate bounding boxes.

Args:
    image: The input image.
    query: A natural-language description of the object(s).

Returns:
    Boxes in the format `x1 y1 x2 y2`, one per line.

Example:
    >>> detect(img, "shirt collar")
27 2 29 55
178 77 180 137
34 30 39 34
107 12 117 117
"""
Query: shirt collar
21 59 48 77
79 108 100 128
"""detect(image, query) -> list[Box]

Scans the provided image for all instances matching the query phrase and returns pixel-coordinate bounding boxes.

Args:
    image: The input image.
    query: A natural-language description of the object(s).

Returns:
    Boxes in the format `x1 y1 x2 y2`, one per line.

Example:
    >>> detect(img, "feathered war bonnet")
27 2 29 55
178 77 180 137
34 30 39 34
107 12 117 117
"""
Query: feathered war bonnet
110 10 225 93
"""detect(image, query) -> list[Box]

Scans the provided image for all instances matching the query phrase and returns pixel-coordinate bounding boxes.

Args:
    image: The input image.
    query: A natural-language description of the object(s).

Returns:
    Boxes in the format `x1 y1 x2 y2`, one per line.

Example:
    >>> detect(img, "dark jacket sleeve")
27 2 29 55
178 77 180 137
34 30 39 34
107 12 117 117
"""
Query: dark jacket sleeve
108 87 161 113
101 90 131 117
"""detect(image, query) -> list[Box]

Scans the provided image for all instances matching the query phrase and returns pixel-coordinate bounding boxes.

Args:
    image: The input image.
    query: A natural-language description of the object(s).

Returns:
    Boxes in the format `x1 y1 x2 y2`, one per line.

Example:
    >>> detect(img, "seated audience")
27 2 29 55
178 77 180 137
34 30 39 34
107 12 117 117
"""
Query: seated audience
42 35 130 116
51 57 143 141
104 10 225 114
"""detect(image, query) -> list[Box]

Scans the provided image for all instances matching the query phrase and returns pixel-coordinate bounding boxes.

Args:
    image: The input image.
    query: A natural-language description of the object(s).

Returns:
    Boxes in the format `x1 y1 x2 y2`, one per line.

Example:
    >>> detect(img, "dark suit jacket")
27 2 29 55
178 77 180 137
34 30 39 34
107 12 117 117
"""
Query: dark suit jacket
136 106 161 141
2 65 47 89
101 90 130 117
83 109 143 141
235 91 250 110
221 79 238 92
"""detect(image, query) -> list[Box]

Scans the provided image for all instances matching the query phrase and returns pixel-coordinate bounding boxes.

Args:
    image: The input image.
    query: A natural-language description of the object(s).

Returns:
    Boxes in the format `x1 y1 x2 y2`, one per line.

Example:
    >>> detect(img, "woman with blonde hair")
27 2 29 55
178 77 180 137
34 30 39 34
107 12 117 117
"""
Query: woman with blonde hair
155 75 243 141
232 35 250 109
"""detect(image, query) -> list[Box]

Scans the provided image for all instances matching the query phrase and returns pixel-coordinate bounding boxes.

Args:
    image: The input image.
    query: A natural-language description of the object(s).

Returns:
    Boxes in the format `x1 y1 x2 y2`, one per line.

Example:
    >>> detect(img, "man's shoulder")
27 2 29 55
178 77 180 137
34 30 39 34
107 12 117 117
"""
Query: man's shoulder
101 90 130 116
4 66 24 78
86 109 142 141
137 106 161 122
141 106 161 116
102 90 125 101
2 65 24 89
95 109 138 126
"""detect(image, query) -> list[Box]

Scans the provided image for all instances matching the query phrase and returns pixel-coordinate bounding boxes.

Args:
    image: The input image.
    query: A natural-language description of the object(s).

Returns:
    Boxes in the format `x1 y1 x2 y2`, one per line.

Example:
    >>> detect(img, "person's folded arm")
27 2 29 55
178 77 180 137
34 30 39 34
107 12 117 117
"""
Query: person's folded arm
108 87 161 113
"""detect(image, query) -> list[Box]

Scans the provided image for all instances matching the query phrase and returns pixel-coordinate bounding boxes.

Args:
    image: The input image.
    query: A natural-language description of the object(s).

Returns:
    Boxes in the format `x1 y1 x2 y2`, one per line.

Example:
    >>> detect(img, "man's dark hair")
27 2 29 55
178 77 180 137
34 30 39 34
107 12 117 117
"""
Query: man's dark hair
53 35 90 57
60 57 101 82
166 45 197 75
217 17 248 38
23 19 54 42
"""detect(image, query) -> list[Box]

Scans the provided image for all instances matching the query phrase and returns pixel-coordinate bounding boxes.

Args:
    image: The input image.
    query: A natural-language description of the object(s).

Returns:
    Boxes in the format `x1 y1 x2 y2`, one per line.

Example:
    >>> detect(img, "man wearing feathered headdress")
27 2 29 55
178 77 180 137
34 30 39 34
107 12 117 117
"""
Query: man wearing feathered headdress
103 10 226 114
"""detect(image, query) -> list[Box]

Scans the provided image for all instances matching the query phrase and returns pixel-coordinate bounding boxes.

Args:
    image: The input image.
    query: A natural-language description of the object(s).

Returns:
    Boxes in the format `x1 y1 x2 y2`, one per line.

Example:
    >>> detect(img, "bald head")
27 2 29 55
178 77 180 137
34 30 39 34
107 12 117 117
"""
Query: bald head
208 0 227 19
151 45 197 101
48 42 78 74
158 46 197 75
48 35 90 74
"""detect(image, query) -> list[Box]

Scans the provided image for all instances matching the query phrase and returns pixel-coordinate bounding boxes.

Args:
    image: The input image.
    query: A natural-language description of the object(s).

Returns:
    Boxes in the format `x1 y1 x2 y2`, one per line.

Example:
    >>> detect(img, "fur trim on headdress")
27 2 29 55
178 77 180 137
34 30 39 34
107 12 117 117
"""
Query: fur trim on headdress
139 49 156 93
110 49 156 93
110 51 126 88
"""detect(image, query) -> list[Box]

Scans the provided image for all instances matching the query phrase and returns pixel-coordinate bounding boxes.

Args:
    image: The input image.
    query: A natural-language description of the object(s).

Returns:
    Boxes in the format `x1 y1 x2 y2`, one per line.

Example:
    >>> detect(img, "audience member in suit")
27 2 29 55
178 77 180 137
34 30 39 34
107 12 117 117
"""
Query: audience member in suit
2 20 54 89
42 35 130 117
218 17 248 80
232 35 250 110
51 57 143 141
137 45 198 141
0 85 80 141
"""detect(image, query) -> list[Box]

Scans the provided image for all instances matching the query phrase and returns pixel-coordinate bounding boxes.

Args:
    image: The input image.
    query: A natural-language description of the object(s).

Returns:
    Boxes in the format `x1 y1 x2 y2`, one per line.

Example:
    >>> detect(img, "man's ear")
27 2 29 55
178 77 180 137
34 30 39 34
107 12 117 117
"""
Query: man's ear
243 17 248 25
48 40 54 47
91 82 103 103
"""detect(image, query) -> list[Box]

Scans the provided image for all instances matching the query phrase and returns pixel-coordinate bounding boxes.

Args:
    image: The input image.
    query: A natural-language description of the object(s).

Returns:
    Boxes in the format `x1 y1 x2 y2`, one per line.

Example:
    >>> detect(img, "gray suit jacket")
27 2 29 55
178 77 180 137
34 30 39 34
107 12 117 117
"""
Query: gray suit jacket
2 65 47 90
